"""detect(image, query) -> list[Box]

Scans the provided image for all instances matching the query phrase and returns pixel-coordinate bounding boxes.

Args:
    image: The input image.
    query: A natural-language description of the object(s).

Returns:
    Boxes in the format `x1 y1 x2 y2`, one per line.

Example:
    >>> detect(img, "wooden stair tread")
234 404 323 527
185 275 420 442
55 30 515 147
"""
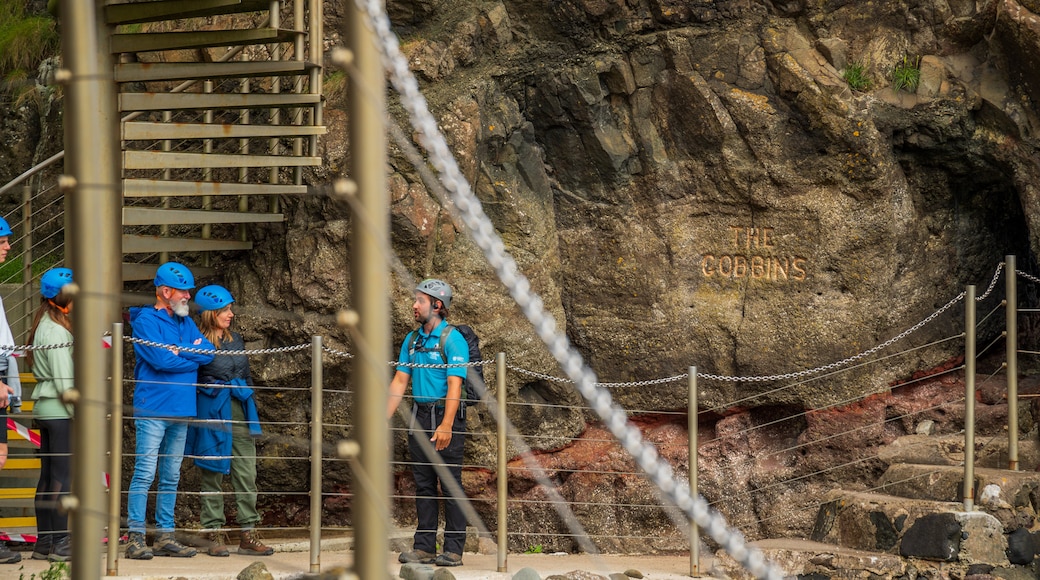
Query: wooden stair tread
119 92 321 112
123 121 326 141
111 27 301 53
123 207 284 226
122 234 253 254
123 151 322 170
115 60 317 83
122 263 214 282
106 0 270 25
123 179 308 198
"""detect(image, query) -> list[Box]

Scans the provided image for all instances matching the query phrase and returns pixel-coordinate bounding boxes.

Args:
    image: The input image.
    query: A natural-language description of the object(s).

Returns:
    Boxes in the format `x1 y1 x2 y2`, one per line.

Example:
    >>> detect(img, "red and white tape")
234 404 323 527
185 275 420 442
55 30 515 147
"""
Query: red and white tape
6 417 40 447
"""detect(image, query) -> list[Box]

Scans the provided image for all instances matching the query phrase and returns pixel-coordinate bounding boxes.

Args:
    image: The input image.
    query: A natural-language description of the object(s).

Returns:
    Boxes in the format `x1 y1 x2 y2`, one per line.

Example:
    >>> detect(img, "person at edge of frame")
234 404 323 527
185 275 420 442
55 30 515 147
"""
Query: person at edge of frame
0 217 23 565
387 278 469 568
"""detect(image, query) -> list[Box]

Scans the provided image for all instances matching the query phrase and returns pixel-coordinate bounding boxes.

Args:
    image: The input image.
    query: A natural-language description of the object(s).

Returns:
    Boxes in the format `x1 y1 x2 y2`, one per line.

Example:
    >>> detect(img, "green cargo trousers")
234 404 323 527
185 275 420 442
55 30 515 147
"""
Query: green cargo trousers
200 400 260 529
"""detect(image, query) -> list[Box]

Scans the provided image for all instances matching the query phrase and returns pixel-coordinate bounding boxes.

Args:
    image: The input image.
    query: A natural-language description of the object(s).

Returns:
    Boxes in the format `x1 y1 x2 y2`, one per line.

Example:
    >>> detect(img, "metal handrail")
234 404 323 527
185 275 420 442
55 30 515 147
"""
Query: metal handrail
0 151 65 197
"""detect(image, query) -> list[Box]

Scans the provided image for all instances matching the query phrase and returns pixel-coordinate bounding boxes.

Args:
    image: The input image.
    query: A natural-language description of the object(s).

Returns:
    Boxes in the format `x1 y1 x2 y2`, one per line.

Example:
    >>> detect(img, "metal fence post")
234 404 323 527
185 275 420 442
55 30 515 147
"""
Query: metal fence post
106 323 123 576
348 0 389 575
496 352 507 573
62 2 122 577
964 285 976 511
689 367 699 577
1006 255 1018 470
310 335 323 571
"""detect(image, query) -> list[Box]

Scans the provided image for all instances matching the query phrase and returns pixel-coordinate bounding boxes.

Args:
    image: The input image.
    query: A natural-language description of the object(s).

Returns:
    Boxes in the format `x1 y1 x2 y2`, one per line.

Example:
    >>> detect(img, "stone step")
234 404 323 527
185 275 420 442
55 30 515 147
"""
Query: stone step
879 433 1040 471
808 488 1008 561
713 533 1021 580
711 538 908 579
877 463 1040 516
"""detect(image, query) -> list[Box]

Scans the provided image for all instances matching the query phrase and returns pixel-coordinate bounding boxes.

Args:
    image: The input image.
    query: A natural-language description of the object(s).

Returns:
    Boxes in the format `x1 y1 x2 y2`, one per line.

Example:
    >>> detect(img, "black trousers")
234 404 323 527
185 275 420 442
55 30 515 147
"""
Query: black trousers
35 418 72 542
408 405 466 555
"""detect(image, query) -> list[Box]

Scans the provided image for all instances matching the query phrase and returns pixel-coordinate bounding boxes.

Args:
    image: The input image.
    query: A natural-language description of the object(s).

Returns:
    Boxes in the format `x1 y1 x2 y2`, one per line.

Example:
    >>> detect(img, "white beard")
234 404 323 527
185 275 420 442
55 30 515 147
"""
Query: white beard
171 298 190 317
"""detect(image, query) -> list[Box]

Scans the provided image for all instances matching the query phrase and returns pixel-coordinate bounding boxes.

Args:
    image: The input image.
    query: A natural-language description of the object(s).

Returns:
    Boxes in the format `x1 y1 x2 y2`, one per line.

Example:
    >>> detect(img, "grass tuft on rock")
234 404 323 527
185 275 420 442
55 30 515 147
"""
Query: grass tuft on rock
891 55 921 93
842 62 871 92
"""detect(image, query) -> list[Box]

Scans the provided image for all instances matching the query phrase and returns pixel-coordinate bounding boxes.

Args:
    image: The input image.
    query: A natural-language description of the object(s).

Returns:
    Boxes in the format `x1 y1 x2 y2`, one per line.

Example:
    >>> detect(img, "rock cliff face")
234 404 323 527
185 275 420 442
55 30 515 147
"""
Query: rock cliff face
4 0 1040 554
219 0 1040 549
271 0 1040 404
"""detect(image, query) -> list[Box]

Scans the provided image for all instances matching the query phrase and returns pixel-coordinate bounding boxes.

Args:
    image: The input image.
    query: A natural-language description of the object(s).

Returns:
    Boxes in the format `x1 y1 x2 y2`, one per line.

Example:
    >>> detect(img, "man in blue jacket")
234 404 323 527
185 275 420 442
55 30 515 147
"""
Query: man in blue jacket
125 262 215 559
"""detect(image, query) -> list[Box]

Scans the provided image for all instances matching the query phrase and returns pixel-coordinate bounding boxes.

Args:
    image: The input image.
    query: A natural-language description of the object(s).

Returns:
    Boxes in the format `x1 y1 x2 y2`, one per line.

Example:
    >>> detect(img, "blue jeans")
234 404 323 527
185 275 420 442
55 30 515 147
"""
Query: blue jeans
127 418 187 533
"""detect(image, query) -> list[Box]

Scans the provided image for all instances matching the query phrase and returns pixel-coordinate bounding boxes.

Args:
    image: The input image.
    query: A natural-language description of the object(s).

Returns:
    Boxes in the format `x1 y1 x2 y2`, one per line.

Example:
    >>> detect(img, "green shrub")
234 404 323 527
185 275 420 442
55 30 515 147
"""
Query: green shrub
891 55 921 93
842 62 871 91
0 4 60 79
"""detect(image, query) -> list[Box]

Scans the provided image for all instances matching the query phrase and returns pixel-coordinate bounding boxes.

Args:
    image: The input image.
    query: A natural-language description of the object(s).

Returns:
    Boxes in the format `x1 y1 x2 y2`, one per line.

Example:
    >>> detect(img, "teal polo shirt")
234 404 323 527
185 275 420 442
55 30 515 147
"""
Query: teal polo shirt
396 320 469 404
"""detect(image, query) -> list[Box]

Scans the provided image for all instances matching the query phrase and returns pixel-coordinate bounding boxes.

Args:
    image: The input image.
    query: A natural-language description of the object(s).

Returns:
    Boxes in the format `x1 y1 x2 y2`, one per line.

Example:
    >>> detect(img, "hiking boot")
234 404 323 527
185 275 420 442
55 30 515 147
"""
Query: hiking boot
398 549 436 564
125 532 152 560
200 530 229 557
153 532 197 558
435 552 463 567
0 540 21 564
31 534 51 560
237 529 273 556
48 535 71 562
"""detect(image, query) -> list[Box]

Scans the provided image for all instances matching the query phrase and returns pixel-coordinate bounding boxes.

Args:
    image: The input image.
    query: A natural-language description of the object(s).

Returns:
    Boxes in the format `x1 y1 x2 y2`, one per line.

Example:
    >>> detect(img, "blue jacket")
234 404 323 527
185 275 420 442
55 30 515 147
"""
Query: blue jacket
129 305 215 418
187 377 261 474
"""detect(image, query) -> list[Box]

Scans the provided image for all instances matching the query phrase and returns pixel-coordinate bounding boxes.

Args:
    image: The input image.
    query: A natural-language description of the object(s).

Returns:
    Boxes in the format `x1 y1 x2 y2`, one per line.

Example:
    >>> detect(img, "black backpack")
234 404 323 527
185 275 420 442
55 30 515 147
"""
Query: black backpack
409 324 485 407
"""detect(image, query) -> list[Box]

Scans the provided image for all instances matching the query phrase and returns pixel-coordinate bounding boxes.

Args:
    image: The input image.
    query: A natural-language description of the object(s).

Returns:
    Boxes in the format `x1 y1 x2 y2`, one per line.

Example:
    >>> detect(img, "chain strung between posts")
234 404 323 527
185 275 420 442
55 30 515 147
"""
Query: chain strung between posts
321 345 354 359
510 365 688 387
123 336 311 356
0 342 73 353
1018 269 1040 286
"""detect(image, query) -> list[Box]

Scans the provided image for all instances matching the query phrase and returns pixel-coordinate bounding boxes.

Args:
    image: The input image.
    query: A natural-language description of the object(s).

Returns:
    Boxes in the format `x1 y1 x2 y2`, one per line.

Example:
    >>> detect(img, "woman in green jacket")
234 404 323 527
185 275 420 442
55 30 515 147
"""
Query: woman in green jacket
27 268 74 562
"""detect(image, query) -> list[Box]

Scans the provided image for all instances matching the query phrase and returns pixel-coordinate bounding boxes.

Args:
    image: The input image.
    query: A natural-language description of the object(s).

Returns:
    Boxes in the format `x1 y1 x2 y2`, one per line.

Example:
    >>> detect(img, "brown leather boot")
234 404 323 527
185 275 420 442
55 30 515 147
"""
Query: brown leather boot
200 530 229 557
238 529 273 556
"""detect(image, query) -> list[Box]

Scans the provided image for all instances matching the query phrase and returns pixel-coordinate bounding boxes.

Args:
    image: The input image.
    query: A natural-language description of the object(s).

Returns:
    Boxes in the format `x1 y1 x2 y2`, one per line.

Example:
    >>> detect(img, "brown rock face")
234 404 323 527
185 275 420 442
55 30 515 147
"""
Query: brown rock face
211 0 1040 548
5 0 1040 554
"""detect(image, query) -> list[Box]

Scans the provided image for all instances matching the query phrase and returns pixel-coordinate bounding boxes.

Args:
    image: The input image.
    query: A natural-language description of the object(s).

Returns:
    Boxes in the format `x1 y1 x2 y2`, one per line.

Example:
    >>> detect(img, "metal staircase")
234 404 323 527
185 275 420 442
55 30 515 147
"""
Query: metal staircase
0 0 325 538
110 0 325 279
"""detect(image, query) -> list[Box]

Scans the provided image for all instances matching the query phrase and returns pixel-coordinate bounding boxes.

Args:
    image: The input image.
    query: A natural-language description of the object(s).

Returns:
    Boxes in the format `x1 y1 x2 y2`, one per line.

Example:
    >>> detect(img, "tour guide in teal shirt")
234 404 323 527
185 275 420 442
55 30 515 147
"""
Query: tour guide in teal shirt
388 279 469 567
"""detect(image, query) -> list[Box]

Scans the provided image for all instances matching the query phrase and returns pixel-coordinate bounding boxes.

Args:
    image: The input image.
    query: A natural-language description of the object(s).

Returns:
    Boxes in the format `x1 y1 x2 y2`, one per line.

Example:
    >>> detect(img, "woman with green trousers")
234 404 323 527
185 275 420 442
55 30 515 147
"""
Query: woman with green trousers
185 285 272 557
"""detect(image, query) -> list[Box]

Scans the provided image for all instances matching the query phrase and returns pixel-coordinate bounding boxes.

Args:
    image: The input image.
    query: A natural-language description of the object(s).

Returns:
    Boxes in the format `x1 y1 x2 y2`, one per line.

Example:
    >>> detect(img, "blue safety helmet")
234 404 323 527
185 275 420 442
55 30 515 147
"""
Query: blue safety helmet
40 267 73 299
195 285 235 312
153 261 195 290
0 217 12 238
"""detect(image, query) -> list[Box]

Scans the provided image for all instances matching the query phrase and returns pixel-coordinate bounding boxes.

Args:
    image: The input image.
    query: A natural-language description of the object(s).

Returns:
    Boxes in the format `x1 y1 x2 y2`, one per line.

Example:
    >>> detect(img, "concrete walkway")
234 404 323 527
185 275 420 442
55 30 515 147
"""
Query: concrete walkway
7 538 709 579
